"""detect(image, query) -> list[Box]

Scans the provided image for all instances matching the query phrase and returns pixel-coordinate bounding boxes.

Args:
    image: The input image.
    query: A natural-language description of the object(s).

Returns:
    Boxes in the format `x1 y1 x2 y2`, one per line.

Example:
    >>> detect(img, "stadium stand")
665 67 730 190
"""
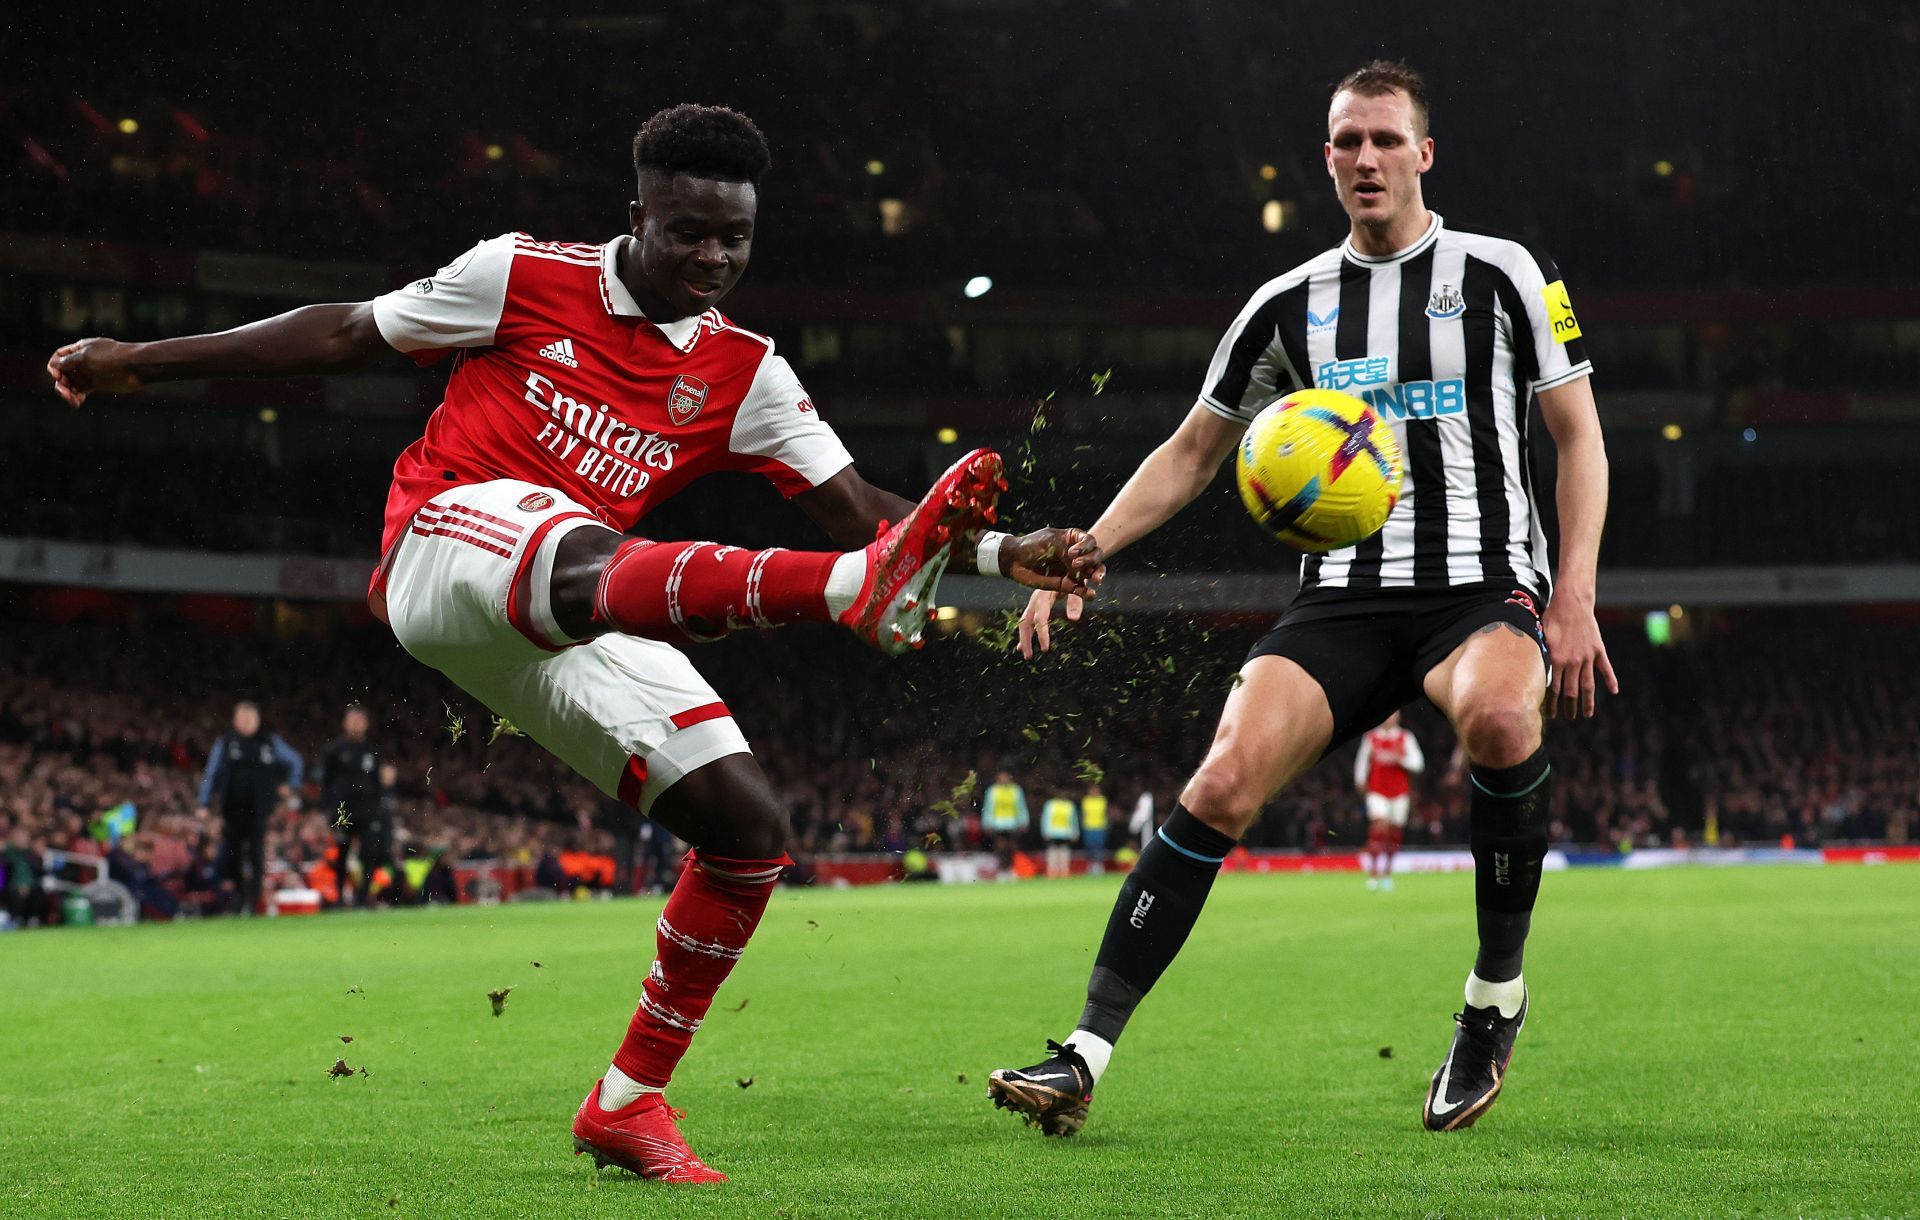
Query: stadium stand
4 4 1913 292
3 608 1914 927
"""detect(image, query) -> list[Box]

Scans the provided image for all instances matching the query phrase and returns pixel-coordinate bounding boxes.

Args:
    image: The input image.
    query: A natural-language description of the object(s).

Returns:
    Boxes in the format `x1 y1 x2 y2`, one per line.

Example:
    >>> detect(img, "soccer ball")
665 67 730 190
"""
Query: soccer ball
1235 388 1403 552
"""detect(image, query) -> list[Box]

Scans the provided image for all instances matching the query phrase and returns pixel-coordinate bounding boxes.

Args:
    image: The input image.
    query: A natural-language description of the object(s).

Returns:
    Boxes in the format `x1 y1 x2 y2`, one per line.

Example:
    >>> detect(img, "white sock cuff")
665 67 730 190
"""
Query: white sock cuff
824 551 869 618
601 1062 665 1110
1064 1030 1115 1085
1464 971 1526 1019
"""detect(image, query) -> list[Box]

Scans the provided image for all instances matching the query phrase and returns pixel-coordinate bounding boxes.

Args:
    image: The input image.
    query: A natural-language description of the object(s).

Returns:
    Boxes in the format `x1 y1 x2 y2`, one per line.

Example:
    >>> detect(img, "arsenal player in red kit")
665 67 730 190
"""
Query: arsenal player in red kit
47 104 1102 1184
1355 711 1426 890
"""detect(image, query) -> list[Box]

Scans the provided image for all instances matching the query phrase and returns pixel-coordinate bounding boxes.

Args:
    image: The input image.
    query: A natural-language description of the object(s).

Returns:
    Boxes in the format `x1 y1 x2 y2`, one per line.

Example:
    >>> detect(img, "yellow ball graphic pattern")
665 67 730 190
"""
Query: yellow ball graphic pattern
1235 389 1404 552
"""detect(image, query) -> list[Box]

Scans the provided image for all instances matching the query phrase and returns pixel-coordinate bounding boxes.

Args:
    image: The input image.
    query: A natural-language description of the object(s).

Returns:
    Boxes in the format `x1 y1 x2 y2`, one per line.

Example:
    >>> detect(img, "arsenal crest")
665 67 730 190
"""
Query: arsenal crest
667 375 709 426
517 492 555 512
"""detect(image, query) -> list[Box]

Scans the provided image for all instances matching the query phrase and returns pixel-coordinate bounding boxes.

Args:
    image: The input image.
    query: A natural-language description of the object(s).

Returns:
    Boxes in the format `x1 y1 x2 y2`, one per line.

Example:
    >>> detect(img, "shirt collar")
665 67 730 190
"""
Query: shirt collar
1341 211 1443 266
600 235 703 350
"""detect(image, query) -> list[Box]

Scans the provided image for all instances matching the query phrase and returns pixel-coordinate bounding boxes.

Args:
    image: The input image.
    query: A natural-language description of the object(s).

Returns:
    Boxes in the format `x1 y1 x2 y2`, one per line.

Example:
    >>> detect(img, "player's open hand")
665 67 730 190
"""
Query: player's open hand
47 337 143 407
1003 528 1104 599
1541 597 1618 718
1017 584 1090 659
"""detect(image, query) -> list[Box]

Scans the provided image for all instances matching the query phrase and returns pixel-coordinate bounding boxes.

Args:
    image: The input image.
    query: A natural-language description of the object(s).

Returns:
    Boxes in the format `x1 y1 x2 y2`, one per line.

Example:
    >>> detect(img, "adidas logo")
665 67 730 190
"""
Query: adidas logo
537 338 579 368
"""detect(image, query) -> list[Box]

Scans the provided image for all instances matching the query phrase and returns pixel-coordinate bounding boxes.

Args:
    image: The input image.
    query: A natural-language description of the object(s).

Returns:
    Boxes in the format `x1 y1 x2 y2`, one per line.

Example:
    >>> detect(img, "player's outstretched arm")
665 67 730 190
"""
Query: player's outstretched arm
46 302 388 407
1018 404 1241 657
1537 376 1618 718
795 467 1103 596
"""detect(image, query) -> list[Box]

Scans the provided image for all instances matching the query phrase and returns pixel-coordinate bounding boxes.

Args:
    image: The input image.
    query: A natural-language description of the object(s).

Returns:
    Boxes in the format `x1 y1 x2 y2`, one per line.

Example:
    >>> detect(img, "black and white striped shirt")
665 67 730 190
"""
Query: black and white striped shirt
1201 213 1592 597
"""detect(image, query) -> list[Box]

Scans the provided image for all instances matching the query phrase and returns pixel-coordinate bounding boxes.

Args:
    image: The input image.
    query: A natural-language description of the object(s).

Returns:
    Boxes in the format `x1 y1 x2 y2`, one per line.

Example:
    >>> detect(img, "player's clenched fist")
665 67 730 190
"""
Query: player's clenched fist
47 337 144 407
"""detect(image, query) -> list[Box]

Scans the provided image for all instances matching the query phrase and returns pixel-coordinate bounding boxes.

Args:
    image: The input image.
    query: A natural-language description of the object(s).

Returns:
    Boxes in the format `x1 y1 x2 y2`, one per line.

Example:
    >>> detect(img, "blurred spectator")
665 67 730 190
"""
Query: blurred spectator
1081 784 1110 874
2 610 1917 932
981 771 1030 866
315 704 383 908
195 700 303 914
1040 792 1079 878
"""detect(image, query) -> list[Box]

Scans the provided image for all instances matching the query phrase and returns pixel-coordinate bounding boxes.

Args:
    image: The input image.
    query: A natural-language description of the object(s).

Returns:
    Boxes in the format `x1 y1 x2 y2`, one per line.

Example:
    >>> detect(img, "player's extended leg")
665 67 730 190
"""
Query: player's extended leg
547 448 1003 655
988 656 1332 1135
1419 622 1550 1131
572 754 790 1185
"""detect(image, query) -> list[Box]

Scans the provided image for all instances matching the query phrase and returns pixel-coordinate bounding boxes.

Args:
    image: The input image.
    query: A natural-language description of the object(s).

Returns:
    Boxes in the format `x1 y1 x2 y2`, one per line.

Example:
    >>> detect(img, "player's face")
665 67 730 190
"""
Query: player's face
344 708 368 738
628 175 757 320
1325 89 1433 228
234 705 260 735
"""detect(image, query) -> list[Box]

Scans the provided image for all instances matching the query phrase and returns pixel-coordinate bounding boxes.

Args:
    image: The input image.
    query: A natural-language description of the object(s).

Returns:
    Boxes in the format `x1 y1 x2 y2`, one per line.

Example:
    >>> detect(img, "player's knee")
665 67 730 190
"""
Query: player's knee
727 799 790 861
1179 759 1260 838
1456 699 1540 769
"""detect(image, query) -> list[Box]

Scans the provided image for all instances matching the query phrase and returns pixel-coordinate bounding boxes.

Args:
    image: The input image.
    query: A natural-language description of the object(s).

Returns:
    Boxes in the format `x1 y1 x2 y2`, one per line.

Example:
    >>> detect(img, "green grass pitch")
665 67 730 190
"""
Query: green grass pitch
3 866 1916 1218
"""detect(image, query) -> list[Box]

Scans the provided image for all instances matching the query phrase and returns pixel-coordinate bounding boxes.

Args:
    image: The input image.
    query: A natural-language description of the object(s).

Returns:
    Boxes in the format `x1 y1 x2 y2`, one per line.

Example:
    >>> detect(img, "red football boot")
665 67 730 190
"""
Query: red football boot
841 447 1005 655
571 1081 727 1184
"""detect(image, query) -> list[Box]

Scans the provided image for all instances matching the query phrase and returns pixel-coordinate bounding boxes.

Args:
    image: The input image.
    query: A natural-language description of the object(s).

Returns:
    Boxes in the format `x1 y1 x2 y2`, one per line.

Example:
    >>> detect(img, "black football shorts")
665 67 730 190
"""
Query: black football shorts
1245 581 1550 754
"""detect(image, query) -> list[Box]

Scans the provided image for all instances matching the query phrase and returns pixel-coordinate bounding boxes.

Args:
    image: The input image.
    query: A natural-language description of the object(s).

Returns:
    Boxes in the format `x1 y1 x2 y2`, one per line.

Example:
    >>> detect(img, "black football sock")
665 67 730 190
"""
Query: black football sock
1075 805 1238 1044
1468 745 1552 983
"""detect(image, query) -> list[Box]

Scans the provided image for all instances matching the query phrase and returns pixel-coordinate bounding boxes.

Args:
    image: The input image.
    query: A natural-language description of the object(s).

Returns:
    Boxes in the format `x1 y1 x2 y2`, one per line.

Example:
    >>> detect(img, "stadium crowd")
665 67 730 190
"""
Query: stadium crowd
3 609 1915 929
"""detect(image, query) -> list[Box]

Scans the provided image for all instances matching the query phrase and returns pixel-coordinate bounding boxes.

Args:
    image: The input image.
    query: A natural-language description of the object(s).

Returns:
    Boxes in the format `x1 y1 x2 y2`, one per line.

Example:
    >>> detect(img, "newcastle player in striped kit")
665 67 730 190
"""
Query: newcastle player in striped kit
990 61 1616 1135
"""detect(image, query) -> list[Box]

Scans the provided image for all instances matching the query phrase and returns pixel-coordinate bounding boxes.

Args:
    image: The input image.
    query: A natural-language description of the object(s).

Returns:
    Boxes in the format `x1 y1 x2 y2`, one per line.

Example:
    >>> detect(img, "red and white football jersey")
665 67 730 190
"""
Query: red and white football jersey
1354 725 1425 800
369 232 854 560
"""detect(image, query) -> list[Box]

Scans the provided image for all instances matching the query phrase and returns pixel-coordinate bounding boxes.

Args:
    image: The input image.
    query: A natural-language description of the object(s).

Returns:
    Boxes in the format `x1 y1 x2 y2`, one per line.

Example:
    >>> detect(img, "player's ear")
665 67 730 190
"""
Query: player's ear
1418 137 1435 173
1324 142 1336 179
627 199 644 237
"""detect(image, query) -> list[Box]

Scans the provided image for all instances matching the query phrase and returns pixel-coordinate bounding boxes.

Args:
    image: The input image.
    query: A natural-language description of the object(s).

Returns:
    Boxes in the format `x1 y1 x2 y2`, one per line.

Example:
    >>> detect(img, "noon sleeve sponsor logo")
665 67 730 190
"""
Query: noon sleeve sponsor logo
1542 279 1582 343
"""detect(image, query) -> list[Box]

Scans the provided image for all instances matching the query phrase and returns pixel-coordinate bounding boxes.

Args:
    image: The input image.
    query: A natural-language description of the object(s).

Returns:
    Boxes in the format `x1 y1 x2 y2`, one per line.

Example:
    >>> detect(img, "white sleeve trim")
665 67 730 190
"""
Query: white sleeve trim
1532 362 1594 393
1198 395 1257 424
372 233 515 354
728 349 855 491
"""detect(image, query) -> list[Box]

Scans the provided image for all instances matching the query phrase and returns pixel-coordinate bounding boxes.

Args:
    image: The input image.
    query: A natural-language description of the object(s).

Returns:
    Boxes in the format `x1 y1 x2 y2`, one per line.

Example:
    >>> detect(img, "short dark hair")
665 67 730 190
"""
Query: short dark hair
632 104 771 186
1333 60 1430 138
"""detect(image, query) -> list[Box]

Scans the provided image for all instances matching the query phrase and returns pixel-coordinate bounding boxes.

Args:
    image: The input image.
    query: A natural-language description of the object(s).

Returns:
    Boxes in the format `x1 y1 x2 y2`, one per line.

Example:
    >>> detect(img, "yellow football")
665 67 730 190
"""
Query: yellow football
1235 388 1404 552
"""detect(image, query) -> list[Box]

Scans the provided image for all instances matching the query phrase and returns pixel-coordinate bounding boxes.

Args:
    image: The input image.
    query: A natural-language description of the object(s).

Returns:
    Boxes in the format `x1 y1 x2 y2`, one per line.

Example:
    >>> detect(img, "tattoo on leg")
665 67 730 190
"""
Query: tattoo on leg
1474 622 1534 641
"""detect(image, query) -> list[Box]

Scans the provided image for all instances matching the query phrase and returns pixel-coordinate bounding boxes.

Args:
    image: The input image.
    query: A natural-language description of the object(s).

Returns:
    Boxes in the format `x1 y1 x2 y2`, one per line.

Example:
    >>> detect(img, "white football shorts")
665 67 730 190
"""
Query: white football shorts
382 479 751 814
1365 792 1412 828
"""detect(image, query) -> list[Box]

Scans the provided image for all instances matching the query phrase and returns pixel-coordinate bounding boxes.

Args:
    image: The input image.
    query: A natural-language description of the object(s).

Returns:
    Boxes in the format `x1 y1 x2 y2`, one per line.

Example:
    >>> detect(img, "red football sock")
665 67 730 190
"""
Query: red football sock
611 851 788 1088
593 539 841 643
